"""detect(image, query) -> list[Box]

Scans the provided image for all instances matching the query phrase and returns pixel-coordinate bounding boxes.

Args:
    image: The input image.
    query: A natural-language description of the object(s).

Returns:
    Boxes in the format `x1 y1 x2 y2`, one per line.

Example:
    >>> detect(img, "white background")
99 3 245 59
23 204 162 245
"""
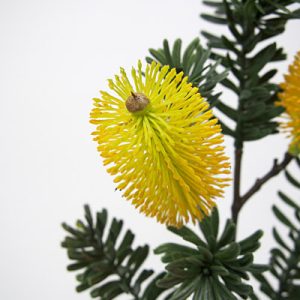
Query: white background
0 0 300 299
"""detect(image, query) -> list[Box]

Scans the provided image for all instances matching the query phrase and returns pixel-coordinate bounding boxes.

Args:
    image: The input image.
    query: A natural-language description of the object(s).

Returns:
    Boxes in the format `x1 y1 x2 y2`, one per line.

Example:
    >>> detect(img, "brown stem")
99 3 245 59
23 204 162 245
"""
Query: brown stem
240 152 293 206
231 151 294 225
231 148 243 224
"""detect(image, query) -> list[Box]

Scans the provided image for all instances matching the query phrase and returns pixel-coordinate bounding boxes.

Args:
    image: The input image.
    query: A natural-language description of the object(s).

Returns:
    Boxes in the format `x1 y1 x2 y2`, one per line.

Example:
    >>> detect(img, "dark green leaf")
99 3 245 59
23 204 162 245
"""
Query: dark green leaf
201 13 228 24
215 242 240 261
239 230 263 254
285 170 300 188
273 205 297 231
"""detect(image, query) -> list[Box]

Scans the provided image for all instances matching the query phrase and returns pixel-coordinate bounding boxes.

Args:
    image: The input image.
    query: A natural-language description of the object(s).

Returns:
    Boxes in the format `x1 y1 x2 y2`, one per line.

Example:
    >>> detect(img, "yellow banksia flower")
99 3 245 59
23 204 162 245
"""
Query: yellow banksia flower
90 61 230 227
278 51 300 156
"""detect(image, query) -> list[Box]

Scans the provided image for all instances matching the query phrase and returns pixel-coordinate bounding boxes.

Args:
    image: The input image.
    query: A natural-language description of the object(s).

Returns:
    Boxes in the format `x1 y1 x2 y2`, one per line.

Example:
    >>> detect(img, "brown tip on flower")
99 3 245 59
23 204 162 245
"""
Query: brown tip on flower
126 92 150 113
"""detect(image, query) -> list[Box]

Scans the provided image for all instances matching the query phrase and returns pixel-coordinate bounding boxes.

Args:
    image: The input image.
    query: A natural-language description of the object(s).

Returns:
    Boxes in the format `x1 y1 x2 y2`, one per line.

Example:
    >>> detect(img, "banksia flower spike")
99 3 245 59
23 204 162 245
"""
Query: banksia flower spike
278 51 300 156
90 61 230 227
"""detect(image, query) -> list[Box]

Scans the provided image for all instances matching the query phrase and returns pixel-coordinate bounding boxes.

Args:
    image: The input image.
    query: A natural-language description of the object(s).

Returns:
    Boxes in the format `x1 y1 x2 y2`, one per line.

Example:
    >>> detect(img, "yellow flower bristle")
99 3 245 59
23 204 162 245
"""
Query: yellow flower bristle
90 61 230 227
278 51 300 155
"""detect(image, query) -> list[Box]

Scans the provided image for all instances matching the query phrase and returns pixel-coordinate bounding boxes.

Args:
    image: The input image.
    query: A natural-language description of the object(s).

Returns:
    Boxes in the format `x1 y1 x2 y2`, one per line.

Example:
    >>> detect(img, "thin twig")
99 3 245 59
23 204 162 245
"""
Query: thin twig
231 152 293 224
240 152 294 206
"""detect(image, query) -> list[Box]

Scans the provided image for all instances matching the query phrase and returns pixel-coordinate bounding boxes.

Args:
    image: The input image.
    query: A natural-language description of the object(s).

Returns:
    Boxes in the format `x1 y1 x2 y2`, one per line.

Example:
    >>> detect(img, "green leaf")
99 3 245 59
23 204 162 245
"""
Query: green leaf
148 49 166 64
182 38 200 71
203 1 223 8
210 208 220 239
128 246 149 275
106 218 123 245
218 220 236 248
278 191 300 211
133 269 154 294
154 243 199 257
216 101 238 121
212 277 237 300
285 170 300 188
273 228 291 252
248 264 269 274
247 43 277 75
197 277 215 300
168 226 207 247
95 209 108 243
84 204 94 229
239 230 263 254
221 35 240 55
172 39 182 67
215 242 240 261
201 13 227 24
90 281 122 298
223 276 252 298
157 274 182 289
163 39 173 65
142 273 169 299
199 212 218 249
253 273 276 297
218 120 235 137
273 205 297 231
168 277 201 300
201 30 225 49
259 69 278 83
242 124 277 141
117 230 134 254
221 78 239 93
210 265 230 276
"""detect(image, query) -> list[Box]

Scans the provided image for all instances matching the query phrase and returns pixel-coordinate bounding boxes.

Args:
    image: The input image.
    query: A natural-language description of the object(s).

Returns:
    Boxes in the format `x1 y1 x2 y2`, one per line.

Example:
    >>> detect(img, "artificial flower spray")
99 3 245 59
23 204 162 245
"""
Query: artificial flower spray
62 1 300 299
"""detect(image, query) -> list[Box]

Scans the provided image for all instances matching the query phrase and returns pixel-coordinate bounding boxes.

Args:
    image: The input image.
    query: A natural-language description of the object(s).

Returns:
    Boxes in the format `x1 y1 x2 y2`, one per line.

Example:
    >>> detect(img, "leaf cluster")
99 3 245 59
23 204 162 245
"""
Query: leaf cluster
146 38 227 106
155 208 266 300
201 0 300 144
253 158 300 300
61 206 266 300
61 205 169 300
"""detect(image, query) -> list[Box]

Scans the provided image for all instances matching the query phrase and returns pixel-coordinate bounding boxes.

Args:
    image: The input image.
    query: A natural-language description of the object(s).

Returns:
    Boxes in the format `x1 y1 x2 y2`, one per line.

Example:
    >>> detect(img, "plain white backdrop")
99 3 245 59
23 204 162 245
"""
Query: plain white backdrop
0 0 300 299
